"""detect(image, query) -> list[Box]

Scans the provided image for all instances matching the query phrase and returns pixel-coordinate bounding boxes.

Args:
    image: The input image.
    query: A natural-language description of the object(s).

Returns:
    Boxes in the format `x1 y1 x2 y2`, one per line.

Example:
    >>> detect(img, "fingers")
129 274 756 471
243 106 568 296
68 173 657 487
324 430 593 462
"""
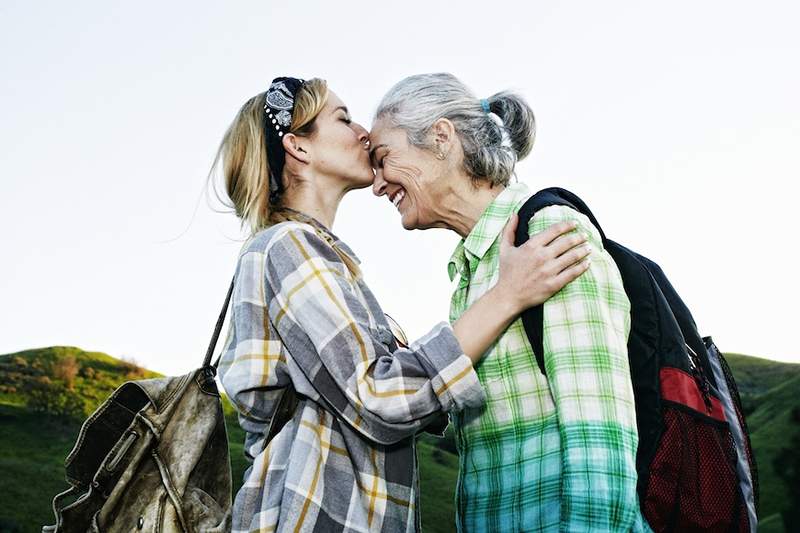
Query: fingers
527 220 579 249
553 241 592 272
553 256 592 288
545 231 588 259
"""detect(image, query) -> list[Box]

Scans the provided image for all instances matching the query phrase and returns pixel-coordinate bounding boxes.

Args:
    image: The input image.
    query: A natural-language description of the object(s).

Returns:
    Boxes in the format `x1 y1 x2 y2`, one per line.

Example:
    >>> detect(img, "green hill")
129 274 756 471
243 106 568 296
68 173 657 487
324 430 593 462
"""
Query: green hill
743 373 800 524
0 347 454 532
0 347 797 532
722 353 800 395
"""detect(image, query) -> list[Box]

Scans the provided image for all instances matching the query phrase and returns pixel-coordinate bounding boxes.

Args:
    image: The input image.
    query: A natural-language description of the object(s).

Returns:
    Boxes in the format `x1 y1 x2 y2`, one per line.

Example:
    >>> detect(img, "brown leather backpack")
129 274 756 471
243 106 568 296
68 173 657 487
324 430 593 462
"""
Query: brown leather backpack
42 281 296 532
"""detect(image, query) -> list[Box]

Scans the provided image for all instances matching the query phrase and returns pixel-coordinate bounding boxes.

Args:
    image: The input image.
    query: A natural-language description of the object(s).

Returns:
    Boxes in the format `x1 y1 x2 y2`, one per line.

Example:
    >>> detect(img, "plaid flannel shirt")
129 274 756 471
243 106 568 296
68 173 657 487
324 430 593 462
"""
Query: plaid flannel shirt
218 214 484 533
448 183 651 532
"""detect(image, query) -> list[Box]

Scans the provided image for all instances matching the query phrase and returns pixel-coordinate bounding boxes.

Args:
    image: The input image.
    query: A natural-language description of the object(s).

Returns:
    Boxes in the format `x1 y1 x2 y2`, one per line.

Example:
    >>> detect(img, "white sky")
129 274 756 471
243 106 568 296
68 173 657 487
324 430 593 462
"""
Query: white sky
1 0 798 375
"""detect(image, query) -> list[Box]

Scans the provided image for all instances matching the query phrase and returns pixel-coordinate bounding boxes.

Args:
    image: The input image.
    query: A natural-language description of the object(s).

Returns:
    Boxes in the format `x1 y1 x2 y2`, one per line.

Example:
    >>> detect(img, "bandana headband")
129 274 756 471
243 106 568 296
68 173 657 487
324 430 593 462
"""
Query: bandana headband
264 76 305 201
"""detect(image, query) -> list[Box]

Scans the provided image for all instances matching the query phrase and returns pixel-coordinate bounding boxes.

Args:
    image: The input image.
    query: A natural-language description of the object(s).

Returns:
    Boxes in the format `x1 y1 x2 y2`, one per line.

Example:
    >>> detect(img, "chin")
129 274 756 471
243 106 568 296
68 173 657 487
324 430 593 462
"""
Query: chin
399 213 420 231
347 172 376 190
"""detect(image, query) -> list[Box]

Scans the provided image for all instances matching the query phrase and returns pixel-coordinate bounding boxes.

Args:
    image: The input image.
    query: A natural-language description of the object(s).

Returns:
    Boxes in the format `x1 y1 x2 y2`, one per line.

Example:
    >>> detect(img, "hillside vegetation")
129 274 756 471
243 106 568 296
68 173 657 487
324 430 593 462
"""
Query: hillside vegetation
0 347 796 532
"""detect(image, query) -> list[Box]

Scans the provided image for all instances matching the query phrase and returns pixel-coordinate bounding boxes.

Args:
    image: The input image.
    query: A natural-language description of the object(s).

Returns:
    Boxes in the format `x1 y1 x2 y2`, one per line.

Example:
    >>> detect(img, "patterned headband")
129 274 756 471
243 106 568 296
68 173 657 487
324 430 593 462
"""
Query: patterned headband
264 76 305 201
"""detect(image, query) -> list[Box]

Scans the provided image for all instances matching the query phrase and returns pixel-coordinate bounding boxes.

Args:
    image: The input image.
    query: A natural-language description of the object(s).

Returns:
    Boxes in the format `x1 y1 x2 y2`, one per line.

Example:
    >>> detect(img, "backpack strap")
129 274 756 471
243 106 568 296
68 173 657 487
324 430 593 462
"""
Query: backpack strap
203 278 235 370
514 187 606 377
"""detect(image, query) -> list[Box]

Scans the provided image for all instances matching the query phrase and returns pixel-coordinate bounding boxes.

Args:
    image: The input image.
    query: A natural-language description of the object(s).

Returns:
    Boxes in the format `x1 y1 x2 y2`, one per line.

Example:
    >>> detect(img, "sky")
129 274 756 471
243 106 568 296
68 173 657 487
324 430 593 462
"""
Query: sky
1 0 799 375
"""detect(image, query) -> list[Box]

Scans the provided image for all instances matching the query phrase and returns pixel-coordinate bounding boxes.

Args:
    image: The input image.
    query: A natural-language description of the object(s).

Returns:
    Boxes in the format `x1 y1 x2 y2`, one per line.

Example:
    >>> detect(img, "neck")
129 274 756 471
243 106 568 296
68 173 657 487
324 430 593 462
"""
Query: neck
281 173 347 230
435 174 505 239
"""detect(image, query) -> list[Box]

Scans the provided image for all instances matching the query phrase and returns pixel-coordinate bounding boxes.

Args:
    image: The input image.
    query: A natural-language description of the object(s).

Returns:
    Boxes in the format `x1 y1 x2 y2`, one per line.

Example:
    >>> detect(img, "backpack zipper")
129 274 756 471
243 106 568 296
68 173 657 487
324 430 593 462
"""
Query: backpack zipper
686 343 714 413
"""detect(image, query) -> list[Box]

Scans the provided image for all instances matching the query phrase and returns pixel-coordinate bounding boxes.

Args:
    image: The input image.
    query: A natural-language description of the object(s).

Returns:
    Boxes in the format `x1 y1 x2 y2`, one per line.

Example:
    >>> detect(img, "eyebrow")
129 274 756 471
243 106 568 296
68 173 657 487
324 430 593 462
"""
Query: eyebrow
369 143 387 166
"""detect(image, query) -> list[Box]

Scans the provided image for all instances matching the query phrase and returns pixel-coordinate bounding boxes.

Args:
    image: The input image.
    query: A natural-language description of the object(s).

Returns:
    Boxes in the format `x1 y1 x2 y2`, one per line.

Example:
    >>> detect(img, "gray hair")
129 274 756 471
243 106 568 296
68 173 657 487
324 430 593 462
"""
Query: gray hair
374 73 536 187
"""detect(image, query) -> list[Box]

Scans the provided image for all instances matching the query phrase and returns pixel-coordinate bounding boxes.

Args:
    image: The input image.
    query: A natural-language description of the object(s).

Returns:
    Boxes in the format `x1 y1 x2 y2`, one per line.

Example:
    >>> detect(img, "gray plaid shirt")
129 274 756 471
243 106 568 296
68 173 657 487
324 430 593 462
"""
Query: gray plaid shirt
218 214 484 532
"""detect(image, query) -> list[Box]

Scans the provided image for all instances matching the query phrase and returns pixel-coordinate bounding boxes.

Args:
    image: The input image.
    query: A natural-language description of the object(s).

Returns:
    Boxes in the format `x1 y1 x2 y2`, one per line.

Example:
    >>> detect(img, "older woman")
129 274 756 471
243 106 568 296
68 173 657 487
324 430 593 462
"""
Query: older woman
370 73 650 532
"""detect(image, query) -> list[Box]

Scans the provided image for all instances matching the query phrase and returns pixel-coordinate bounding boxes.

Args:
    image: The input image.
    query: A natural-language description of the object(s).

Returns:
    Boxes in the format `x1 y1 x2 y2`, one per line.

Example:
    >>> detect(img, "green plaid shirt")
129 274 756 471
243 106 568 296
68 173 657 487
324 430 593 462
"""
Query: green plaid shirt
448 183 651 532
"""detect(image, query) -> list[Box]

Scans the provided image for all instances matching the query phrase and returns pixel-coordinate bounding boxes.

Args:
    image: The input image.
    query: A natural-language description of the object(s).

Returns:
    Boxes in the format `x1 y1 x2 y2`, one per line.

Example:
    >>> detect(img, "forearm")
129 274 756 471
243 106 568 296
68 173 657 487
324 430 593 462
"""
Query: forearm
268 228 484 443
452 285 518 364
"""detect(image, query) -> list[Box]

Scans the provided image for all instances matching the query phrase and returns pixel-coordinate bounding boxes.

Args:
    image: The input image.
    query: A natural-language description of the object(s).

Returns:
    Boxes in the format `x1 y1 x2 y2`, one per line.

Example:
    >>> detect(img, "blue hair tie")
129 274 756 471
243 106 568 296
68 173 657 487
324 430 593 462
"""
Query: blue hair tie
480 98 491 113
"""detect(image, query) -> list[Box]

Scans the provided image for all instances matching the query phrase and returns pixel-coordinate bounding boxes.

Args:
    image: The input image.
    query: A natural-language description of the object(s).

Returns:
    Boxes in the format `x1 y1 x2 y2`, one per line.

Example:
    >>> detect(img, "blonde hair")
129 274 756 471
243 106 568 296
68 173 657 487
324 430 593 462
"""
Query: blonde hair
210 78 329 233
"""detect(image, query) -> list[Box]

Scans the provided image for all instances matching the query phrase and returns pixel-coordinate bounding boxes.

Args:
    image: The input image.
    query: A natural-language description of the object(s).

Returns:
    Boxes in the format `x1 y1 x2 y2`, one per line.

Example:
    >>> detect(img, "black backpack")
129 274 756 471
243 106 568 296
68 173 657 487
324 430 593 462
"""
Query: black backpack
515 187 758 532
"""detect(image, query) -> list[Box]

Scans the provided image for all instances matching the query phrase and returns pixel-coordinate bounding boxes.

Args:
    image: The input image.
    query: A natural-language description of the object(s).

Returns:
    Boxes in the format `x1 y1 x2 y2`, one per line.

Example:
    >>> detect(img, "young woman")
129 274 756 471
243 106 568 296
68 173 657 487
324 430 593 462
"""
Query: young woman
215 76 591 533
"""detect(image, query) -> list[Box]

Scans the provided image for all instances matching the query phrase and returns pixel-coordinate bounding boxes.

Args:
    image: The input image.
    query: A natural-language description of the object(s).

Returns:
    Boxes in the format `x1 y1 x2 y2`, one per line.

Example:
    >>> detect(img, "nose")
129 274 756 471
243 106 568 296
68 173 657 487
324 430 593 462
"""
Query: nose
354 123 369 147
372 168 387 197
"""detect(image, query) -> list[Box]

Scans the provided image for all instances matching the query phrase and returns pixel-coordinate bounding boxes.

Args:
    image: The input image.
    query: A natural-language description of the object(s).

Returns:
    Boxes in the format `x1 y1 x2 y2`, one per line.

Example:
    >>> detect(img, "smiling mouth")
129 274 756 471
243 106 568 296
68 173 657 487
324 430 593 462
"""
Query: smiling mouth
389 189 406 210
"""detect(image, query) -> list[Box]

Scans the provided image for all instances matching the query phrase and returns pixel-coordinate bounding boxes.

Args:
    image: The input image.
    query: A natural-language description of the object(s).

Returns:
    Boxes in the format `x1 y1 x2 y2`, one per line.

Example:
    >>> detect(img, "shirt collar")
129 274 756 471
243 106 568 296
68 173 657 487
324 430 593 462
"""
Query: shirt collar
447 182 531 281
280 207 361 264
448 241 467 282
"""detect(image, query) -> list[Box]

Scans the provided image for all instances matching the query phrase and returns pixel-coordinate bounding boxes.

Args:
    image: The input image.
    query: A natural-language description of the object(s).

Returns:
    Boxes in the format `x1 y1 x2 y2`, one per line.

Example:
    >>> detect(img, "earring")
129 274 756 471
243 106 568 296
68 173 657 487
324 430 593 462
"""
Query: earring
436 150 446 160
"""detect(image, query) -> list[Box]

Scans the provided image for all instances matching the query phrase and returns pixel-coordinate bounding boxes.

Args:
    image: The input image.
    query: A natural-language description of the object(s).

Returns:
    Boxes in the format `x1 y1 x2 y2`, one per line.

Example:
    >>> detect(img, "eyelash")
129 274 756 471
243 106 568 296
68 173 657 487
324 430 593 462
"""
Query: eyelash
341 116 352 124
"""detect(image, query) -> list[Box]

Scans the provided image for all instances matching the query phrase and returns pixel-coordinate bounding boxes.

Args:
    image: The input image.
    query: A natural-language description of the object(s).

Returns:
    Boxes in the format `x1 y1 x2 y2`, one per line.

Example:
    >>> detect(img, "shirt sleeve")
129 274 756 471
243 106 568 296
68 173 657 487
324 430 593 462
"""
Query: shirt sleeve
528 205 644 532
263 224 485 445
216 237 295 463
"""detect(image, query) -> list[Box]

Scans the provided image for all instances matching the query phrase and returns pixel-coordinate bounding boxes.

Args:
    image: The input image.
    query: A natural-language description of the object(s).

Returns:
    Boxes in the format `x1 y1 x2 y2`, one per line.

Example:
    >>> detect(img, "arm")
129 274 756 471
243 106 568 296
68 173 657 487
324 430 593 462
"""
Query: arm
216 244 295 461
266 225 484 445
529 206 642 531
220 216 589 447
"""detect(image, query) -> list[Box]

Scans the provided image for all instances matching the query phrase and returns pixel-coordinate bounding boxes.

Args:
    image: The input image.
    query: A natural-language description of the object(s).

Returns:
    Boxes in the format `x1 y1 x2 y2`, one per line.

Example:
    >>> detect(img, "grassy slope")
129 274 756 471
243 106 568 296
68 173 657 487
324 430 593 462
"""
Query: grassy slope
720 353 800 528
722 354 800 391
745 374 800 521
417 441 459 532
1 347 796 533
0 346 162 409
0 403 82 531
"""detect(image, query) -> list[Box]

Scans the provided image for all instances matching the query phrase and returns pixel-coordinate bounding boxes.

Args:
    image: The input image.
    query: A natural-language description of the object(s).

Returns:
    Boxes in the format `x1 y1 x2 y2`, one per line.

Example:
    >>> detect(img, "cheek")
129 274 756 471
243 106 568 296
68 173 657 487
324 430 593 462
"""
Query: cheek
383 156 422 188
318 136 353 168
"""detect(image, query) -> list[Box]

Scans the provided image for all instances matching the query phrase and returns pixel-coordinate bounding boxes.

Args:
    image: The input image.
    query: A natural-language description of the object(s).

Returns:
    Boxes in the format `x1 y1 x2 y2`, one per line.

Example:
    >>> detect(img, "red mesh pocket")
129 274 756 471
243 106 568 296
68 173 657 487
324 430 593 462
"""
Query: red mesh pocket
643 406 744 532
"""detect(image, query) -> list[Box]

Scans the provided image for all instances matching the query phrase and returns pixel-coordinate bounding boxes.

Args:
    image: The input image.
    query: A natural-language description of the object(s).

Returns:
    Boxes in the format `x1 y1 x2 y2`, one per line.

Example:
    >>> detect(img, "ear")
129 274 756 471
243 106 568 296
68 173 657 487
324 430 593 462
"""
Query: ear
431 118 455 154
282 133 311 164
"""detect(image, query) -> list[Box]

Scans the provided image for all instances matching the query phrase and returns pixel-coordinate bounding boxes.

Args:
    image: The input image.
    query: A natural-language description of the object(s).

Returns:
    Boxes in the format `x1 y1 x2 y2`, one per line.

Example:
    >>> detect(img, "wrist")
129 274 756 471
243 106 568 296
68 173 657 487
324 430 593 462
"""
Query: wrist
489 282 522 319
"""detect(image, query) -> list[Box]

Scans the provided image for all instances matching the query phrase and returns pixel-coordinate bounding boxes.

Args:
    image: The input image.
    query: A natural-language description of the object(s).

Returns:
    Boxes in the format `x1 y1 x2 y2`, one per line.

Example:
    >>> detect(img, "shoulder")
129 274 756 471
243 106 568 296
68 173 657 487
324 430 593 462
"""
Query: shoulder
233 221 324 281
525 203 604 251
527 204 628 311
240 221 317 257
241 221 356 287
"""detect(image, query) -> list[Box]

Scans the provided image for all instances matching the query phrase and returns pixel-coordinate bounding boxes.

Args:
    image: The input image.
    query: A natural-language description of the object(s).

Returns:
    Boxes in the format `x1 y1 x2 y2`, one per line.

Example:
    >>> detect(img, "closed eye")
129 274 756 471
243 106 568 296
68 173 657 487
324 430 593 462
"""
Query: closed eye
373 150 386 169
369 144 388 169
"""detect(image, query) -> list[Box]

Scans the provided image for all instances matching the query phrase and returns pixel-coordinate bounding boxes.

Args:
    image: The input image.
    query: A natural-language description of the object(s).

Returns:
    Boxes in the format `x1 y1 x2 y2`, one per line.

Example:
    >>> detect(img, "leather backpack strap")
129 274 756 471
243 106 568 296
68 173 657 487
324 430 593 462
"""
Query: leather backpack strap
202 278 235 370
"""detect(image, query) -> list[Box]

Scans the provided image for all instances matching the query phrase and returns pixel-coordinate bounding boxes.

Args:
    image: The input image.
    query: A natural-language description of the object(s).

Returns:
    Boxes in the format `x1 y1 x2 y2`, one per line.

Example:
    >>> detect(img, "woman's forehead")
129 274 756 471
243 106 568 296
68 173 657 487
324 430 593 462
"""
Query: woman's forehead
369 117 401 144
325 90 344 110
